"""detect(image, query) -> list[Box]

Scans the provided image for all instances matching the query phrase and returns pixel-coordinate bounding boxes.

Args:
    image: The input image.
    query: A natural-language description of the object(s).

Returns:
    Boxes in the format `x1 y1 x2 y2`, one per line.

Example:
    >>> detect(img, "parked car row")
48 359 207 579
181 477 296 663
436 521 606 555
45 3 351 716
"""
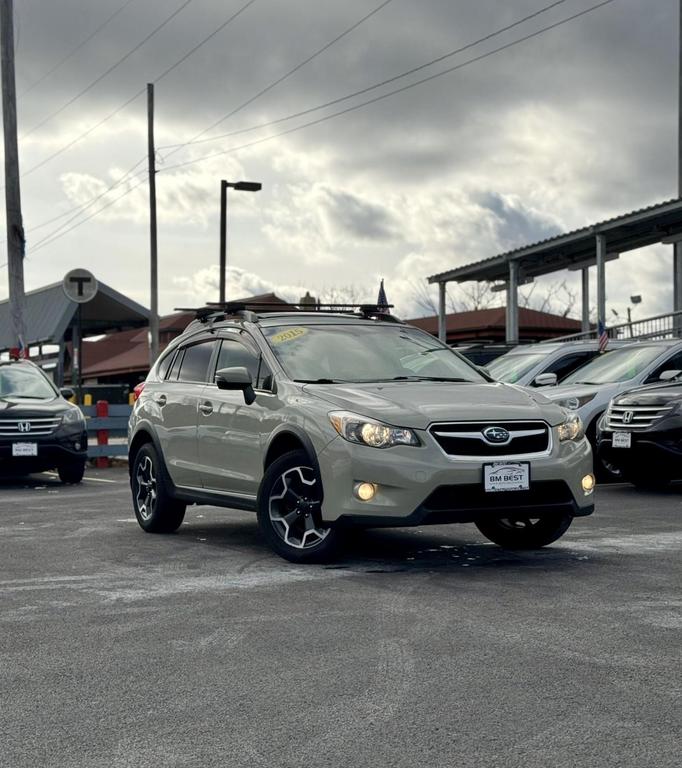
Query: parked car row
488 338 682 485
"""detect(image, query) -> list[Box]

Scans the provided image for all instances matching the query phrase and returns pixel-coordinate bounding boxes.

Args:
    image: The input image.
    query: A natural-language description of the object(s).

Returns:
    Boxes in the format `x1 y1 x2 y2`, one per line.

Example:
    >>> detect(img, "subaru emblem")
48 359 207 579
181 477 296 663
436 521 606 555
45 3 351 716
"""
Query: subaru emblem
483 426 510 444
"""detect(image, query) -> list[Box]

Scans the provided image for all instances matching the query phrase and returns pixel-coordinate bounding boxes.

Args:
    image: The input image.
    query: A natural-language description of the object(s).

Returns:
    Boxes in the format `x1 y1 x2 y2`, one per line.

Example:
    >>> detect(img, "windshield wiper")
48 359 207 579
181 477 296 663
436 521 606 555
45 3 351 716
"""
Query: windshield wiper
384 376 470 383
294 378 346 384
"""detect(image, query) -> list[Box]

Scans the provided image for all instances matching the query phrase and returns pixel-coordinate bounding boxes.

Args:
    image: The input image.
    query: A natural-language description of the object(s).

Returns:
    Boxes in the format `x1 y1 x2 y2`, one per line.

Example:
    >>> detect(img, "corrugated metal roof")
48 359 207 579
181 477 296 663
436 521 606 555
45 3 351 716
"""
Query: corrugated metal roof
429 197 682 284
0 280 148 351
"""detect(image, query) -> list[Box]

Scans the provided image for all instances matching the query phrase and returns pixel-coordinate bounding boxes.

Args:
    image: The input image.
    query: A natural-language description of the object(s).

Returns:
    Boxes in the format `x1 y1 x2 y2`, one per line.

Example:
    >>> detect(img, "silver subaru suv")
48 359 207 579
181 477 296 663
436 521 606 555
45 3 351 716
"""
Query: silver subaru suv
128 305 595 562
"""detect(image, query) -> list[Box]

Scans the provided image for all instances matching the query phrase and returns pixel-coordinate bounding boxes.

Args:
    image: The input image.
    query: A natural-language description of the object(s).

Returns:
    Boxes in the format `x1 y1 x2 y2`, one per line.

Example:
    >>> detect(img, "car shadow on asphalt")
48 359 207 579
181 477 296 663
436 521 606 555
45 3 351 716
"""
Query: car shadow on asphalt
174 516 596 575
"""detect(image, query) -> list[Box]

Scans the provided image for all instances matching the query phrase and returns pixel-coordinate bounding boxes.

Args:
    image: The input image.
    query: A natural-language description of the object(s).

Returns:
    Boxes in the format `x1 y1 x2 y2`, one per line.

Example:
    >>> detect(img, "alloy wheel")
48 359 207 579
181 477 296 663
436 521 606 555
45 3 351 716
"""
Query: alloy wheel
268 465 329 549
135 455 157 522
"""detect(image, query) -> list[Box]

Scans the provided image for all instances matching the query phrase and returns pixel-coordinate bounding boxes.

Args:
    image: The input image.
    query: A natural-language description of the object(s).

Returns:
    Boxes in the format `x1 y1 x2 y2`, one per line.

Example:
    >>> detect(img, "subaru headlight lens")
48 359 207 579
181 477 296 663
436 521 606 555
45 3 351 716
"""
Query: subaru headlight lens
554 394 596 411
329 411 419 448
62 407 85 425
557 413 584 442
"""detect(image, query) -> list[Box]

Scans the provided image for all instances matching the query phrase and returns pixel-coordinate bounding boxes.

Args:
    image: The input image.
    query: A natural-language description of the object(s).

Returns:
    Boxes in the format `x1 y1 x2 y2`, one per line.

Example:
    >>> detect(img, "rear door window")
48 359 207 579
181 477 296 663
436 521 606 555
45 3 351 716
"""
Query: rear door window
177 341 218 383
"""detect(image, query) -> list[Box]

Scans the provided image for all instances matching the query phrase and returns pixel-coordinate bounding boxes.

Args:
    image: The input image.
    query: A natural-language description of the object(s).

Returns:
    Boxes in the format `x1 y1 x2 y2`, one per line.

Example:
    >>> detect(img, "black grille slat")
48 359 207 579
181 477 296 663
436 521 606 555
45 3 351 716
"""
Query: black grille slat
429 421 550 457
423 481 572 512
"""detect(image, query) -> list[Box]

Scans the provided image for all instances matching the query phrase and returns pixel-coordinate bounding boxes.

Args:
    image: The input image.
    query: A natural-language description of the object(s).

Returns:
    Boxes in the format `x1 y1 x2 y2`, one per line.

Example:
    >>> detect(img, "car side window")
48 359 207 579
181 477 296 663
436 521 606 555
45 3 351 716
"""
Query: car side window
215 339 260 385
645 351 682 383
167 349 184 381
157 349 176 380
177 340 218 383
544 352 597 383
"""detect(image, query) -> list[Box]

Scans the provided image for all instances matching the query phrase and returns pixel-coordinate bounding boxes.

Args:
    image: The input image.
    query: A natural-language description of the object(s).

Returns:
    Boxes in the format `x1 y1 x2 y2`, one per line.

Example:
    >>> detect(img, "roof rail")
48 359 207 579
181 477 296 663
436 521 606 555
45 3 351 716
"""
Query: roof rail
175 302 401 326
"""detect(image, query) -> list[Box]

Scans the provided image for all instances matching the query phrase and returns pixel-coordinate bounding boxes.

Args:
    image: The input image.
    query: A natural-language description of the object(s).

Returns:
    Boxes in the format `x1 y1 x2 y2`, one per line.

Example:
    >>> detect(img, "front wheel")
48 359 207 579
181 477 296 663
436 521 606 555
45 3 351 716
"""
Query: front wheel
131 443 186 533
58 459 85 484
257 450 341 563
475 513 572 549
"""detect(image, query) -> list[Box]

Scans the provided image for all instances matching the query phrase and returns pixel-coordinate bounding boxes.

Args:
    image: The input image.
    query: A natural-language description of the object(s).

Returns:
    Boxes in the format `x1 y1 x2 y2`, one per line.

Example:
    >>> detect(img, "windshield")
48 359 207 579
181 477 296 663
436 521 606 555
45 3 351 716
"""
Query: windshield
263 324 486 384
562 345 665 385
0 364 57 400
488 352 548 383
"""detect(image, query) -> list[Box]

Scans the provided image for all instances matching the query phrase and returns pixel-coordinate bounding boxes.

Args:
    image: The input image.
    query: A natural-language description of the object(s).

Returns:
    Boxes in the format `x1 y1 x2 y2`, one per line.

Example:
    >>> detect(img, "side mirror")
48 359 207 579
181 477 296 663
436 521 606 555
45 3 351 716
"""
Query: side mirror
659 369 682 381
533 372 558 387
60 387 75 400
215 366 256 405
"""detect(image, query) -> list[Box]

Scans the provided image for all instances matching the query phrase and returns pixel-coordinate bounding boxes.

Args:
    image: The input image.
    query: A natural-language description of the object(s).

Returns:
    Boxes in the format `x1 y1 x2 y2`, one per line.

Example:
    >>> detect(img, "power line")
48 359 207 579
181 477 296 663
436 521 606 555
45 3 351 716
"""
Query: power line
160 0 619 174
20 0 196 140
18 0 139 98
16 0 260 183
28 176 147 255
160 0 571 154
161 0 396 162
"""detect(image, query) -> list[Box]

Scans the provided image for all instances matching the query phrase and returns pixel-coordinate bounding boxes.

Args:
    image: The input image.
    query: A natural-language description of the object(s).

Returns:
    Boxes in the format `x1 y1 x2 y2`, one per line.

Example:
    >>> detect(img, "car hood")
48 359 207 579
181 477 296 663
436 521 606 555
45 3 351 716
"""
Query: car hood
0 397 69 419
614 381 682 406
303 381 567 429
543 383 607 402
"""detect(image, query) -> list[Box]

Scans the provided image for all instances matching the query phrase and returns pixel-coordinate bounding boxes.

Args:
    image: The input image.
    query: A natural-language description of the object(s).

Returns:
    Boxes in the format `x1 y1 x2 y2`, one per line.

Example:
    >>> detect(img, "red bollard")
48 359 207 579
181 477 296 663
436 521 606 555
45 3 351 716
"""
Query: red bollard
96 400 110 469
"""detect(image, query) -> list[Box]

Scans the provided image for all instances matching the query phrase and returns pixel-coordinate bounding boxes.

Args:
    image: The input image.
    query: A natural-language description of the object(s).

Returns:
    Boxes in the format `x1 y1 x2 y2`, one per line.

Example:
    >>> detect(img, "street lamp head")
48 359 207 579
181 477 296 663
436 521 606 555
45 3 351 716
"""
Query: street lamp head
630 294 642 305
227 180 262 192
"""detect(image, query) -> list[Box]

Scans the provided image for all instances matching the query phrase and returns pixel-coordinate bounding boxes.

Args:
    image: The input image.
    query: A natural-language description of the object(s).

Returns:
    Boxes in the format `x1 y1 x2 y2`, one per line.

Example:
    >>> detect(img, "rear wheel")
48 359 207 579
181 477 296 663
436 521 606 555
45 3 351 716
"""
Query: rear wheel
257 450 341 563
131 443 185 533
57 459 85 484
475 513 573 549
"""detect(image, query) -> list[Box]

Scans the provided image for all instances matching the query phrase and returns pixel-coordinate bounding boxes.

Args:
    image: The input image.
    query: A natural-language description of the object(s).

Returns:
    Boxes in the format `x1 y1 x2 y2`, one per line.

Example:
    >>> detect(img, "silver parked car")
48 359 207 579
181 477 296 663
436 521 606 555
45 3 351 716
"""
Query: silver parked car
542 339 682 475
488 340 624 388
128 307 595 562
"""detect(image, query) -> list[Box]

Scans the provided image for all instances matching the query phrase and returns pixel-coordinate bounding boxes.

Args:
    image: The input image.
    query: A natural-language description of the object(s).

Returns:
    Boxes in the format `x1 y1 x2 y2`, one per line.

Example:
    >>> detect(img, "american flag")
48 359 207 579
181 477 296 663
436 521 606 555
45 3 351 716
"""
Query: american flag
598 320 608 352
377 278 389 314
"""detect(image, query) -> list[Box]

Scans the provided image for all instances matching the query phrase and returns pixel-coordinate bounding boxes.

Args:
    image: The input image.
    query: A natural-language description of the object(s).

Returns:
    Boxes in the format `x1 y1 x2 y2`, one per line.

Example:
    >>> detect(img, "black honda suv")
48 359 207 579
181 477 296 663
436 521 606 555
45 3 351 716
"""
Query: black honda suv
597 378 682 488
0 359 88 483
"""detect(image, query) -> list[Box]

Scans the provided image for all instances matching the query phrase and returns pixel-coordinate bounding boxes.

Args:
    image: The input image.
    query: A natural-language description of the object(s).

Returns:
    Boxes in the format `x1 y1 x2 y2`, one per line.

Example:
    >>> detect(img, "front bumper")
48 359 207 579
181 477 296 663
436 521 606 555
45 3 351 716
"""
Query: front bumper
0 431 88 473
317 431 594 526
598 430 682 477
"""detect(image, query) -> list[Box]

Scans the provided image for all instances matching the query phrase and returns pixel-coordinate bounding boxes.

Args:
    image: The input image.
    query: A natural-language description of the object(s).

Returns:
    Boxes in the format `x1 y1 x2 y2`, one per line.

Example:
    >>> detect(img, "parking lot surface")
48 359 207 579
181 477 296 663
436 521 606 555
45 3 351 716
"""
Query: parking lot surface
0 468 680 768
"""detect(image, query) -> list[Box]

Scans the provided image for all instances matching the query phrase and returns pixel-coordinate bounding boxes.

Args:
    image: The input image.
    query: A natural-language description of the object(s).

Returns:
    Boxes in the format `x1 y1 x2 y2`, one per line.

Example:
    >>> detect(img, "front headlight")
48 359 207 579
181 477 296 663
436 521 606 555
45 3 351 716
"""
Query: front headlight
555 394 597 411
329 411 420 448
62 407 85 426
557 413 584 442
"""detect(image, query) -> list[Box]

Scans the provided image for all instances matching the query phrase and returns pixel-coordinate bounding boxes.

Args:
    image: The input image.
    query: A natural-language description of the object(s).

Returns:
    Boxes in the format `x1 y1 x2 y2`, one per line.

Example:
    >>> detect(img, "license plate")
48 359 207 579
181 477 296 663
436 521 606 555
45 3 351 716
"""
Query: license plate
12 442 38 457
612 432 632 449
484 462 530 492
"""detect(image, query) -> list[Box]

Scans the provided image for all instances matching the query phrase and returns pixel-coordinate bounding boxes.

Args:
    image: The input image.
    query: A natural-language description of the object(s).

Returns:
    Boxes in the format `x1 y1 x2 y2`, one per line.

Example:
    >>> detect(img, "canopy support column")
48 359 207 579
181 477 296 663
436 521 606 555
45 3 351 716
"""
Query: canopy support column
506 261 519 344
581 267 590 333
596 235 607 336
437 282 446 343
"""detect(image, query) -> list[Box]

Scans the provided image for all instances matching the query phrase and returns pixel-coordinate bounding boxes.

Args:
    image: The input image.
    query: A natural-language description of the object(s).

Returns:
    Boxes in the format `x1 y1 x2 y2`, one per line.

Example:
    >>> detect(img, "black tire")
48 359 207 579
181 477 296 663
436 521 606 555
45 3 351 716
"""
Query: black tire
475 513 573 549
257 449 341 563
57 459 85 485
131 443 186 533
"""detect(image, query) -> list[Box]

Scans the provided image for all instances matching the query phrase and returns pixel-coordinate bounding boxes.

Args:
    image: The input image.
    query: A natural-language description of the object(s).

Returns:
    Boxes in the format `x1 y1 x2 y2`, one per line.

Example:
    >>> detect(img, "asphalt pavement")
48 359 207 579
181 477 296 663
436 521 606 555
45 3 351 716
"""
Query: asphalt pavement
0 468 680 768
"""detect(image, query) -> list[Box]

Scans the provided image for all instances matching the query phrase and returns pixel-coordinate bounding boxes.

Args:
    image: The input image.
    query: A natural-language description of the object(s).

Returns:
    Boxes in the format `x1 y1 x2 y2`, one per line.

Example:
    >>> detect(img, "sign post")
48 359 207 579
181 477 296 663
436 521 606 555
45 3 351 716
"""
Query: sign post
62 269 98 404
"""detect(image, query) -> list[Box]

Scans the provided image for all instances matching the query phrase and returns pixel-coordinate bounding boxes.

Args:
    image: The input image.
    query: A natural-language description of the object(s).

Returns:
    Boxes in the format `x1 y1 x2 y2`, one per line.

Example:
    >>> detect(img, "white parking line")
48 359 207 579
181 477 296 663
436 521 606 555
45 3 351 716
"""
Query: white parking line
41 472 120 484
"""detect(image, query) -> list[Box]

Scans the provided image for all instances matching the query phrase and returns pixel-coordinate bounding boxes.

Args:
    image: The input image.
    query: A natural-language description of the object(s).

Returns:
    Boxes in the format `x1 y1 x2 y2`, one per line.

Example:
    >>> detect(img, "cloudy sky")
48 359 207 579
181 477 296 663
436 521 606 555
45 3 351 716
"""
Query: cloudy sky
0 0 678 321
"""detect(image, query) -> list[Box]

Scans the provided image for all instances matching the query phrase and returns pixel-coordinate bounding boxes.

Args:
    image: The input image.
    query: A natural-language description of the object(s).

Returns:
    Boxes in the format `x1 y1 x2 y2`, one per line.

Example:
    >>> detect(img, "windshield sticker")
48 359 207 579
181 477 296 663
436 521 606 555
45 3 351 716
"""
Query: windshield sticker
269 327 308 345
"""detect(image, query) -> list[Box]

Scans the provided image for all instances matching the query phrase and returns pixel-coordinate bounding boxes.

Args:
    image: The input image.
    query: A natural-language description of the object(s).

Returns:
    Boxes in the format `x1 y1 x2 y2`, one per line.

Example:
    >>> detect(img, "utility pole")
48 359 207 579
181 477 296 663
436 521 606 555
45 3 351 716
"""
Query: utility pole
675 0 682 329
147 83 159 365
219 180 227 304
1 0 27 356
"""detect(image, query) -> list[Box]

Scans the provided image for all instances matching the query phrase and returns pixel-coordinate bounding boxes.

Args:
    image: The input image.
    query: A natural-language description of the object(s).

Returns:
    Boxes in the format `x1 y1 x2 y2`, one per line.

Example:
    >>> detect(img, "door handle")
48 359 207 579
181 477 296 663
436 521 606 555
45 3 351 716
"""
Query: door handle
154 393 167 407
199 401 213 416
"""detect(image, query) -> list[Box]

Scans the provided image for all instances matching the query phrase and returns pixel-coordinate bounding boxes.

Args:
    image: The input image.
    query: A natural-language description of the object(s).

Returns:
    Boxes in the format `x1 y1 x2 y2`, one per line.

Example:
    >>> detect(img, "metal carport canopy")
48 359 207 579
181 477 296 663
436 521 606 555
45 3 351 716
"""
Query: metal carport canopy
427 198 682 343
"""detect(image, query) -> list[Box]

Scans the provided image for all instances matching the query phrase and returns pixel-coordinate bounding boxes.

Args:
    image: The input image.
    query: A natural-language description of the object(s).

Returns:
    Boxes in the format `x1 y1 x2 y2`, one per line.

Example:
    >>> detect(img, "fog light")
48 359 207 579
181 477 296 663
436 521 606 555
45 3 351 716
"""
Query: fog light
582 474 595 494
354 482 377 501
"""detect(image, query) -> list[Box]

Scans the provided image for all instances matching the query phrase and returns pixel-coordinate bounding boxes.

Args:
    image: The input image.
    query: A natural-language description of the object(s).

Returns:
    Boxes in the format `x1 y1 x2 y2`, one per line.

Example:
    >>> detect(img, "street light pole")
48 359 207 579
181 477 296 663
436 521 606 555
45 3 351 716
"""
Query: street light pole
218 180 261 304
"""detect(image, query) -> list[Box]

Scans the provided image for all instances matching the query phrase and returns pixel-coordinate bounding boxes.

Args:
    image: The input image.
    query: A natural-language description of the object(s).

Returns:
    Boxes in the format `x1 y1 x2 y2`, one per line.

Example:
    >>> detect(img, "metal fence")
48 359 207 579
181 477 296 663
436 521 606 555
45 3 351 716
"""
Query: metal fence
544 310 682 344
81 403 131 459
